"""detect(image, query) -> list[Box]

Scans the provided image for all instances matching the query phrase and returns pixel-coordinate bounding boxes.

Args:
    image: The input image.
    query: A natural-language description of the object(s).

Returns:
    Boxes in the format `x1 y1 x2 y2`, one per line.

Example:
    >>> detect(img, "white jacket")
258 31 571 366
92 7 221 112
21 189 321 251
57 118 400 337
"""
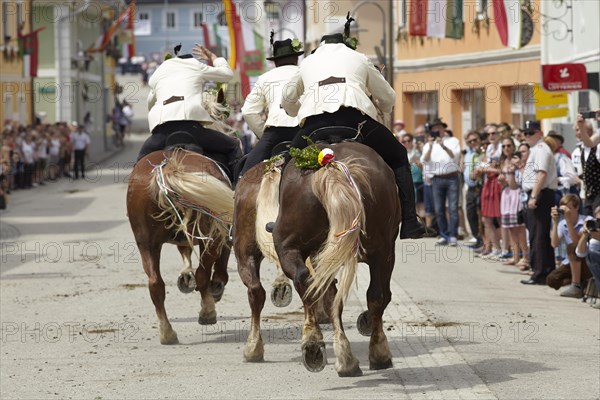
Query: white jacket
241 65 299 137
147 57 233 132
281 43 395 125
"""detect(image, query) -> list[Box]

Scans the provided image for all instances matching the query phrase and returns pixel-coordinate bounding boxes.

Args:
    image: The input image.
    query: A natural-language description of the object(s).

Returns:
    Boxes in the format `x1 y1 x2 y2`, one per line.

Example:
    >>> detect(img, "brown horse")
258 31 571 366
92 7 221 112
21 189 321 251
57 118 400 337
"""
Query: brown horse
271 141 401 377
127 147 234 345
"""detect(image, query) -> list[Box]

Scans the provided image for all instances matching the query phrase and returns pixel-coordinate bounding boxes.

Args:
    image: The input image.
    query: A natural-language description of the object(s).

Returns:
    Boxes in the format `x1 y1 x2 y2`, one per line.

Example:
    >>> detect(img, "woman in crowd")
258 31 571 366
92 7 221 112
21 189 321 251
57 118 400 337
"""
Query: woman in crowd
498 138 528 267
402 133 425 218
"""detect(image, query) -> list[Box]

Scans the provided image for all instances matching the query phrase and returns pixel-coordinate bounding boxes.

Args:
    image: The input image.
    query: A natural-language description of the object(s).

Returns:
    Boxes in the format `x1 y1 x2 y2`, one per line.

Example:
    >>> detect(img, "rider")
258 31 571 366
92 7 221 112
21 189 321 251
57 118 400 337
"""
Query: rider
137 44 242 172
238 33 303 181
281 16 426 239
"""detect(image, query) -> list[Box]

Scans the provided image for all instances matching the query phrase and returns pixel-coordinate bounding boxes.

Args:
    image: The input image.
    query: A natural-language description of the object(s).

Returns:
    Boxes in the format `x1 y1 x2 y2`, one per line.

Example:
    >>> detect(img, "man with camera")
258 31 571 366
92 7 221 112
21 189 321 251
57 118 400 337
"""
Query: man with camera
520 120 558 285
575 109 600 215
421 118 461 246
551 195 588 298
576 205 600 309
462 130 484 248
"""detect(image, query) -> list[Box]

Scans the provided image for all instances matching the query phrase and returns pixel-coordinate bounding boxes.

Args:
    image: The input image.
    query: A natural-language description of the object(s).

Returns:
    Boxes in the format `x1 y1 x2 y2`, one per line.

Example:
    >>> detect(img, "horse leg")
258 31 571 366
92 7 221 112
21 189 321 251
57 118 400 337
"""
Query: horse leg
140 244 178 345
176 245 196 294
323 283 362 377
237 249 266 362
280 250 326 372
366 254 394 370
195 243 219 325
270 268 293 308
210 244 230 303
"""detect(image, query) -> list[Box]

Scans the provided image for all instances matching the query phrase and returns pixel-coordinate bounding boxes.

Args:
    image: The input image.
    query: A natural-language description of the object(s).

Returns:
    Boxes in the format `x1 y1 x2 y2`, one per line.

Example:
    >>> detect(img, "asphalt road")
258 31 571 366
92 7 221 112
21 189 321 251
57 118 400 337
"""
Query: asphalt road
1 136 598 400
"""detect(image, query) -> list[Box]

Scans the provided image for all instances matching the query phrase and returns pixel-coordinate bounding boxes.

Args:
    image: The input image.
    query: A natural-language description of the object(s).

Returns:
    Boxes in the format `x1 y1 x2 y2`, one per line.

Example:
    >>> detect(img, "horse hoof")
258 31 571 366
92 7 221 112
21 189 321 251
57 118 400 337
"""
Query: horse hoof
177 272 196 294
356 310 373 337
369 359 393 370
302 342 327 373
159 331 179 345
198 314 217 325
271 282 293 307
210 280 225 303
337 365 363 377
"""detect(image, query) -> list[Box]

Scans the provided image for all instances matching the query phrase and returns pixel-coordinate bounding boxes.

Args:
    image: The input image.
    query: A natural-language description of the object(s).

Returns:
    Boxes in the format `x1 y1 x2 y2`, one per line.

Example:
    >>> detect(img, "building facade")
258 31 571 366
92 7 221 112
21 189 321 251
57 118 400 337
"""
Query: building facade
1 0 33 126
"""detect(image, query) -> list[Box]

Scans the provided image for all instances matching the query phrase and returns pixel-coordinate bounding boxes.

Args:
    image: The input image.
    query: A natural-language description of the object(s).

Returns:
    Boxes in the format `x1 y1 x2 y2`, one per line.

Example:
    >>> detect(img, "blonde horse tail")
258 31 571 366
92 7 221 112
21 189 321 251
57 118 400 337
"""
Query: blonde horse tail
306 159 371 310
255 168 282 265
147 149 234 248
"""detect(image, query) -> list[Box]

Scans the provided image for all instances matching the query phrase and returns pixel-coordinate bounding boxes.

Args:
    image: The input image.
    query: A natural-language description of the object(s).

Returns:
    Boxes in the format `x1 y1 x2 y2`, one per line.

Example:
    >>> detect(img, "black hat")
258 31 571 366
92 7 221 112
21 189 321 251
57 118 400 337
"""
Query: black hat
429 117 448 128
523 120 541 132
547 132 564 144
320 33 344 44
266 38 304 61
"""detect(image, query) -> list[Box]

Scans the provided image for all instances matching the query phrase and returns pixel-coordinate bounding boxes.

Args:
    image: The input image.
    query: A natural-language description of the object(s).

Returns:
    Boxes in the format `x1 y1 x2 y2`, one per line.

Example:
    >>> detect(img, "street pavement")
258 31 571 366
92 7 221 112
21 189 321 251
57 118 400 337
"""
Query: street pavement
1 136 598 400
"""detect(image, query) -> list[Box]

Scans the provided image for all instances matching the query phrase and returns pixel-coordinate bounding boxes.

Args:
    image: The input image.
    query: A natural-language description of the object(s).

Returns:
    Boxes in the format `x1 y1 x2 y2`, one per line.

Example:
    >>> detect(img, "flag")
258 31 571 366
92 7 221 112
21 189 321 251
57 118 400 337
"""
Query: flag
88 1 135 54
493 0 522 49
223 0 242 69
409 0 464 39
18 27 45 78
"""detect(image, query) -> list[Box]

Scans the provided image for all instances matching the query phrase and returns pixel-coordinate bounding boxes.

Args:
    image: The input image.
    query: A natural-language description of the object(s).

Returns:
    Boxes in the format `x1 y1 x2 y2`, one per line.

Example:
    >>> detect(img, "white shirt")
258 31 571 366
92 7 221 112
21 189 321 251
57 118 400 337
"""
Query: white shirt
21 141 35 164
242 65 300 137
419 136 461 176
555 153 578 189
282 43 395 125
70 132 91 151
522 139 558 191
49 138 60 156
38 138 48 159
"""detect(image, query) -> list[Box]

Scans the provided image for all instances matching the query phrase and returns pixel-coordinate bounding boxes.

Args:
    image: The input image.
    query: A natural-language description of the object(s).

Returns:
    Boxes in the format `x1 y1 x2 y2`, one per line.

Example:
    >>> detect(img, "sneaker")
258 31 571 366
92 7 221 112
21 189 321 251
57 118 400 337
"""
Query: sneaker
448 237 458 247
436 238 448 246
499 252 512 259
467 237 478 245
559 284 583 298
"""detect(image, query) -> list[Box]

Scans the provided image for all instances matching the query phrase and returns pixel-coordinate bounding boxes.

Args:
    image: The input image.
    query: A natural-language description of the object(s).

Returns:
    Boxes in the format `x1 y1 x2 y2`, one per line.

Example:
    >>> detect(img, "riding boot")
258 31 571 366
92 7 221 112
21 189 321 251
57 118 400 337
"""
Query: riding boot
394 166 427 239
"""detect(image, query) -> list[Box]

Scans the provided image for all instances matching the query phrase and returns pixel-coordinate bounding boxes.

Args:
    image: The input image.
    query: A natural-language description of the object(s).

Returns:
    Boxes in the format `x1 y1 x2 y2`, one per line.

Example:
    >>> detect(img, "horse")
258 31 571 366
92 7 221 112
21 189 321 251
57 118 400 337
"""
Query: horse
126 90 235 345
271 140 401 377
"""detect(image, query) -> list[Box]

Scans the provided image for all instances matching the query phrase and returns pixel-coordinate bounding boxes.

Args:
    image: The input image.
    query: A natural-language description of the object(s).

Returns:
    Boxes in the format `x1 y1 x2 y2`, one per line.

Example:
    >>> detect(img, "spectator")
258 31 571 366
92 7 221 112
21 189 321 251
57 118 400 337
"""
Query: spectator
575 111 600 215
498 138 528 267
571 120 588 199
122 101 134 136
548 131 571 158
70 125 90 180
393 120 406 141
475 124 503 259
21 133 36 189
402 133 425 218
551 194 587 298
576 205 600 309
48 129 61 180
545 136 578 204
421 118 461 246
462 130 484 248
520 120 558 285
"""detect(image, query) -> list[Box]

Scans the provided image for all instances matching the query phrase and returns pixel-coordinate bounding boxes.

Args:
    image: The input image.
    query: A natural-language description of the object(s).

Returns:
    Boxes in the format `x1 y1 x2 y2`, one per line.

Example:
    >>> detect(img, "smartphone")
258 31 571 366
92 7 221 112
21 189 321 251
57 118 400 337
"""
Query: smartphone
415 136 425 143
513 151 522 159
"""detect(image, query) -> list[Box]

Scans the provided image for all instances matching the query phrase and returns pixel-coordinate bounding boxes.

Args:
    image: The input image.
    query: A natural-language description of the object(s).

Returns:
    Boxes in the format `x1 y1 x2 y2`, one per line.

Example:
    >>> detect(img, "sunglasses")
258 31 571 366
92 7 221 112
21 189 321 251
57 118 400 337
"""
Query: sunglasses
523 131 537 136
467 139 479 144
402 140 412 143
502 144 513 148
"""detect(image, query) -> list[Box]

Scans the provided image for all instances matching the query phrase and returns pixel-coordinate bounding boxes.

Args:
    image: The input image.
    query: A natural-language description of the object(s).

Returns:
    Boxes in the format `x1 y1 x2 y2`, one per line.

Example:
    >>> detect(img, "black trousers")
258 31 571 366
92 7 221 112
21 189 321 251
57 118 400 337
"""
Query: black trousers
240 126 298 176
73 150 86 178
290 108 409 169
526 188 555 283
466 185 482 241
137 120 242 164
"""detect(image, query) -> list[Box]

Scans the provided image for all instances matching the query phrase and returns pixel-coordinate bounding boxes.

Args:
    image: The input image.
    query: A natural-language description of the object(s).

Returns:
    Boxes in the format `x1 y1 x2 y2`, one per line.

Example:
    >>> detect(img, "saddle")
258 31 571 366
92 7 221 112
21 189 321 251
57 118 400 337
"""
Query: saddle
307 126 363 145
164 131 232 181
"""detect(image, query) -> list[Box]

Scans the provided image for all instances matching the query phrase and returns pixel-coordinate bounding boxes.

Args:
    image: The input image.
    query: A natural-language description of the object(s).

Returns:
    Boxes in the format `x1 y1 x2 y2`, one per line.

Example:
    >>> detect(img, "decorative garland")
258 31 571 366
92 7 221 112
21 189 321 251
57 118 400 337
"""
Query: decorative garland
289 137 321 169
263 154 284 174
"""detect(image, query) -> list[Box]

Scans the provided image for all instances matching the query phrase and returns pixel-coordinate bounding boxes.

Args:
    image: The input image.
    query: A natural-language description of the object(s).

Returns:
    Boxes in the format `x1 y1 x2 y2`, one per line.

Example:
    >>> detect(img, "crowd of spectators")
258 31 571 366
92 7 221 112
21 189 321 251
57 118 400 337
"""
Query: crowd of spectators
0 120 91 209
396 110 600 308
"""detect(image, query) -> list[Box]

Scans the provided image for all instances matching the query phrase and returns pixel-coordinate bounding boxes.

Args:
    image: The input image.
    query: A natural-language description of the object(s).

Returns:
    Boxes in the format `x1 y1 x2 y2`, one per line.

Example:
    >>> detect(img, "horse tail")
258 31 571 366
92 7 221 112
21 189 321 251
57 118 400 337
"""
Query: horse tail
147 149 234 249
307 159 372 309
255 168 282 265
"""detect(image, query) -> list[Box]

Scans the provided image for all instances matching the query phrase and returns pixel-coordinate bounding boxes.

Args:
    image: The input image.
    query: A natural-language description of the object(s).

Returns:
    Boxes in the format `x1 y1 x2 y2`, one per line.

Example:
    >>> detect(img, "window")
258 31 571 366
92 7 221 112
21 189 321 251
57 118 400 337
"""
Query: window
16 2 24 29
2 2 11 41
165 12 176 29
412 91 439 128
462 89 486 132
192 12 203 28
511 86 536 128
139 12 149 21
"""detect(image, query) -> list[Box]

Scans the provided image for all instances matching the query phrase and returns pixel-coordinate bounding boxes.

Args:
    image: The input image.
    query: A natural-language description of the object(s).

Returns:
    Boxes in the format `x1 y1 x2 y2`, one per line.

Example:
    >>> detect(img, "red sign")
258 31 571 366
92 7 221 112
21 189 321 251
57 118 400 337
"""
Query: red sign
542 63 588 91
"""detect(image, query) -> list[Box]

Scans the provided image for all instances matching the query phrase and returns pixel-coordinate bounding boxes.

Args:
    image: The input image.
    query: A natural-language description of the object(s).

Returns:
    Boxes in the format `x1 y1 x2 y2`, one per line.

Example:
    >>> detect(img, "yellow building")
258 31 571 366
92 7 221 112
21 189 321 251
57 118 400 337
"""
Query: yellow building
0 0 33 126
394 0 541 139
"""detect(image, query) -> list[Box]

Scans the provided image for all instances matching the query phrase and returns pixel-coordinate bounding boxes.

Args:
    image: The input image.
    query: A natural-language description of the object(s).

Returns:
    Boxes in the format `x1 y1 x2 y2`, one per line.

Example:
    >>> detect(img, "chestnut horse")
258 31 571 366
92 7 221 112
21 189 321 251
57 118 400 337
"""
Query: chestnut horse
126 92 235 344
272 141 401 377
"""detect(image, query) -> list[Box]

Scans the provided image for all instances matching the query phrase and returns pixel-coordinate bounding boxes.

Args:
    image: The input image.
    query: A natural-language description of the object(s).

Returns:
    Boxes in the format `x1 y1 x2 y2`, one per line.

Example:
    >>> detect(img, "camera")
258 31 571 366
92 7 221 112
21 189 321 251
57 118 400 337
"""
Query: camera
415 136 425 144
430 130 440 138
580 110 597 119
557 208 565 216
585 219 600 232
513 151 522 159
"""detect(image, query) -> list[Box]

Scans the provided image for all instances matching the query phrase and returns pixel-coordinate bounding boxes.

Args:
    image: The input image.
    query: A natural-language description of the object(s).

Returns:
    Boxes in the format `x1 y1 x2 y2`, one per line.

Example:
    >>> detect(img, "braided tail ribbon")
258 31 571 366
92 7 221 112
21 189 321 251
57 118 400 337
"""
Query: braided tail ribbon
330 160 363 256
149 159 230 242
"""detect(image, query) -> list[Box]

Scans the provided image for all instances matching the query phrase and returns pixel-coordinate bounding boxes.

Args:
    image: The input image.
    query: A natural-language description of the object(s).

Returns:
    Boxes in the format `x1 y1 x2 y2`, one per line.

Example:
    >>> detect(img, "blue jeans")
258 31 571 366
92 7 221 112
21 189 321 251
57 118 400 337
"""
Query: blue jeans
587 251 600 291
432 174 460 240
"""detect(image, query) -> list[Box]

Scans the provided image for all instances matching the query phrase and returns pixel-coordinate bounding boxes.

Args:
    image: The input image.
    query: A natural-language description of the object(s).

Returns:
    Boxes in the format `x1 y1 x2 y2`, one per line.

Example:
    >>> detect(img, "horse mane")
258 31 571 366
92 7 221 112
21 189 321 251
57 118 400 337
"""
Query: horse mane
305 157 373 309
202 90 236 137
